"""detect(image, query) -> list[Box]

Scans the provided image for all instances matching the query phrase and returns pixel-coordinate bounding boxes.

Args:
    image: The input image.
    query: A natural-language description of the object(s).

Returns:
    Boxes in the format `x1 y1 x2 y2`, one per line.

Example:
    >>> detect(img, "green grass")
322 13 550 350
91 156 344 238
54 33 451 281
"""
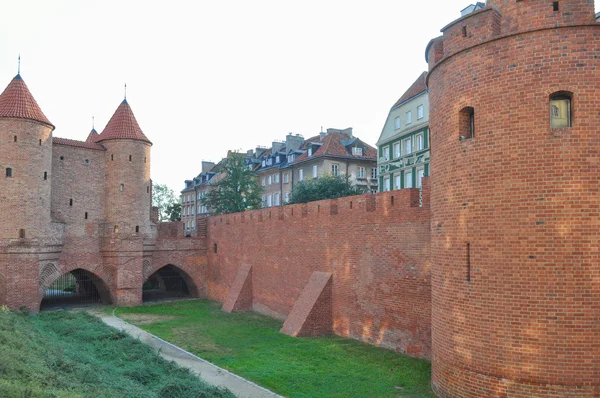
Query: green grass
116 300 434 398
0 308 233 398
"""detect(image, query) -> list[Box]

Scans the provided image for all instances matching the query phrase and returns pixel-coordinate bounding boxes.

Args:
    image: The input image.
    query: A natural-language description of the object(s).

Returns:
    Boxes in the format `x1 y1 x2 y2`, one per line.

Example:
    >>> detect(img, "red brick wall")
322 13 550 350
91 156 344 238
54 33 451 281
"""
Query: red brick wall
428 2 600 396
208 185 431 358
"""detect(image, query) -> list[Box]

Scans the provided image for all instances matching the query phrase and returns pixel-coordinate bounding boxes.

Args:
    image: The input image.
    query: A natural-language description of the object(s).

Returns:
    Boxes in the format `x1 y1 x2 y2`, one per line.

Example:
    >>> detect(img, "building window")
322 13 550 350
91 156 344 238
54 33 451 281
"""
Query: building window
85 212 88 219
69 199 73 206
19 229 25 239
191 206 194 215
313 165 318 178
5 168 12 177
393 142 401 158
331 164 339 176
417 168 425 188
261 177 266 186
283 173 289 183
383 146 390 161
394 116 401 129
417 105 424 120
395 175 401 190
460 106 475 139
274 173 279 183
268 175 272 185
191 220 195 228
299 169 304 181
550 92 572 128
416 133 424 151
384 177 390 191
285 191 290 203
404 137 412 155
352 147 363 156
406 111 412 125
120 184 124 192
371 168 377 179
262 195 266 207
111 154 114 161
262 160 266 167
308 147 313 156
267 194 272 207
198 204 201 213
358 167 365 178
44 171 47 180
274 193 280 206
405 171 413 188
13 135 17 142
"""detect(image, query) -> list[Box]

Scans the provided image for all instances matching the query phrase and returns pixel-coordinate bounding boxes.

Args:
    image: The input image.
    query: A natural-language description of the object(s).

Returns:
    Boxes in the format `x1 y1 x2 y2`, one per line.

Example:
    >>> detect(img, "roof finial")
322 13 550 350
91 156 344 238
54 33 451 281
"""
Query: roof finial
92 115 95 130
124 82 127 100
17 54 20 75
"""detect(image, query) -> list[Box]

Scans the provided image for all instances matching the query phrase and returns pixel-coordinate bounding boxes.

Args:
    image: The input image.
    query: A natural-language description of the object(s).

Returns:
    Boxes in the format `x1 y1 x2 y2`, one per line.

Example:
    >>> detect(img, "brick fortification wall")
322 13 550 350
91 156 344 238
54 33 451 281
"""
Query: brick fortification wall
427 1 600 396
208 181 431 358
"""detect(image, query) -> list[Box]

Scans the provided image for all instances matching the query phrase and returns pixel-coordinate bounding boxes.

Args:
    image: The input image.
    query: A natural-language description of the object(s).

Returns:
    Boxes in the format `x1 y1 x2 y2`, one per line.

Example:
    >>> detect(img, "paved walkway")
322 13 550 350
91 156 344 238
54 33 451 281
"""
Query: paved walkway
95 311 282 398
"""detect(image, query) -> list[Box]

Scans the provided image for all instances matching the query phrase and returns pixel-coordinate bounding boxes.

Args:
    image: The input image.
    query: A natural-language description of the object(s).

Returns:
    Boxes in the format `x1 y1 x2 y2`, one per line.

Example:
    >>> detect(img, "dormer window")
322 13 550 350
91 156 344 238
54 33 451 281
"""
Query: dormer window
262 160 266 167
352 147 363 156
308 147 313 156
276 155 280 163
288 155 295 163
550 92 572 128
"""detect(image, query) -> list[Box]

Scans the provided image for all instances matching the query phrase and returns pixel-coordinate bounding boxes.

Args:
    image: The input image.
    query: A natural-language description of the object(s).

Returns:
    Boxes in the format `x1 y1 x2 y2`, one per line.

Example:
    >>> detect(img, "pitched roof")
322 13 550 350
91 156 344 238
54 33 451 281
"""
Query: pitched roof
86 128 99 143
96 99 151 144
53 137 106 151
0 74 54 128
292 132 377 164
391 72 427 109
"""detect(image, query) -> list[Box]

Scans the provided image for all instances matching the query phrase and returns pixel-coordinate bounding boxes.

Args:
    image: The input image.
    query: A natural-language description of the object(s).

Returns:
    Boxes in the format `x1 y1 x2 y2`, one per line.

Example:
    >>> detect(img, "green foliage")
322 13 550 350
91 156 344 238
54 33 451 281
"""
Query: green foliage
152 183 180 222
203 153 263 215
117 300 434 398
0 309 233 398
290 174 364 204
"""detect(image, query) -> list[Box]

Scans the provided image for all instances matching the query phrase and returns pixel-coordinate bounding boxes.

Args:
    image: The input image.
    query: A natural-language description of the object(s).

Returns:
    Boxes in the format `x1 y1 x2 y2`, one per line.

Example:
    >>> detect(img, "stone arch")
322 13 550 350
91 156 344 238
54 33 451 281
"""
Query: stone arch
38 266 113 311
142 264 199 302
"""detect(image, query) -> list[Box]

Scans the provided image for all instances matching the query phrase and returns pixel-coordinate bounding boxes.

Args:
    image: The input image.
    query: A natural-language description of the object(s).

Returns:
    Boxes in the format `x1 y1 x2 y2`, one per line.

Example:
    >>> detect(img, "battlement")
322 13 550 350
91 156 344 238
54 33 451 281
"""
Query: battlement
427 0 597 70
210 177 430 228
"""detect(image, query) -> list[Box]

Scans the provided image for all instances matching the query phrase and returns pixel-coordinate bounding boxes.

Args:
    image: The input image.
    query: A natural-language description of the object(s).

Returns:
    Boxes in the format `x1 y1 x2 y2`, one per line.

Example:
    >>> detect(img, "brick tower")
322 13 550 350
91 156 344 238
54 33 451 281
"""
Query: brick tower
426 1 600 397
96 98 152 236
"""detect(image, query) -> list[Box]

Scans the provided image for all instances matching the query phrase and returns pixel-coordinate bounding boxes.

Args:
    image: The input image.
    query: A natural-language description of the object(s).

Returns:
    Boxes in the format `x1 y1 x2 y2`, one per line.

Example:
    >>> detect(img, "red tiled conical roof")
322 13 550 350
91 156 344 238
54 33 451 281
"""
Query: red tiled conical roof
0 74 54 128
86 128 99 143
96 99 151 144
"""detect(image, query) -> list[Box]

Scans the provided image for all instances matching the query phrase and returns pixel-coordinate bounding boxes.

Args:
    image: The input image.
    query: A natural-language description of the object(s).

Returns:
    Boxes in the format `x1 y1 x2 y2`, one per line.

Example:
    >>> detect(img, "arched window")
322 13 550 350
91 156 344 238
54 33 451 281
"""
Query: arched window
459 106 475 140
550 92 572 128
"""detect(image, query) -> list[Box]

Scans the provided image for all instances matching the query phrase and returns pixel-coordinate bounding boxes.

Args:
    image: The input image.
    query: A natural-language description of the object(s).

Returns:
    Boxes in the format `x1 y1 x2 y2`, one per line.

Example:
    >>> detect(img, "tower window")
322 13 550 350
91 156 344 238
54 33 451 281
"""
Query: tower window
43 171 47 180
462 26 467 37
114 225 119 233
120 184 124 192
19 229 25 239
111 154 114 161
553 1 559 12
213 243 218 253
13 135 17 142
144 157 147 163
6 168 12 177
459 106 475 140
69 199 73 206
550 92 572 128
85 212 88 219
135 226 140 233
39 139 42 146
466 242 471 282
59 156 64 160
129 155 132 161
147 186 149 193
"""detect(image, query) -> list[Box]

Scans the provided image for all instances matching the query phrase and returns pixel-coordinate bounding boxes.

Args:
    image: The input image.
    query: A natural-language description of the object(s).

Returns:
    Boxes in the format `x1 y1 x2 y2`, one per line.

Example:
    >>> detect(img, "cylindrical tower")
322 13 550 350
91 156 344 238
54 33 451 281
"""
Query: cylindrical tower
427 1 599 397
0 74 54 241
96 99 152 236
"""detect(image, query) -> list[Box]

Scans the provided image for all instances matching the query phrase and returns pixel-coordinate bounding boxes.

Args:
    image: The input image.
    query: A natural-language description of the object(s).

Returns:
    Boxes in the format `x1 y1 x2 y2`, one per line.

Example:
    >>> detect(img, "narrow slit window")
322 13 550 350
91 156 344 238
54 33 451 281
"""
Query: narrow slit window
13 136 17 142
85 212 88 219
144 157 147 163
19 229 25 239
553 1 559 11
39 139 42 146
129 155 132 161
462 26 467 37
6 168 12 177
550 91 572 128
466 242 471 282
460 106 475 140
69 199 73 206
120 184 124 192
114 225 119 233
135 226 139 233
213 243 218 253
147 186 149 193
43 171 47 180
111 154 114 161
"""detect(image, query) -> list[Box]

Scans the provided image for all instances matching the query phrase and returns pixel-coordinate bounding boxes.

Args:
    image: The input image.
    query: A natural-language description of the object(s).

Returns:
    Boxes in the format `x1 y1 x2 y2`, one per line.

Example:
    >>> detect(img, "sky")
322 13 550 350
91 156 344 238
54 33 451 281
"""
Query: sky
2 0 599 192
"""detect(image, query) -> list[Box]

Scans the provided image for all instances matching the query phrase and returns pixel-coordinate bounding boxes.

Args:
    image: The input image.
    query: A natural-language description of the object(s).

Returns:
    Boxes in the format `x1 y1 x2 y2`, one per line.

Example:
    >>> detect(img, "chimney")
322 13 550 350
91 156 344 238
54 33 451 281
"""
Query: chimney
201 161 216 173
286 133 304 151
272 141 285 153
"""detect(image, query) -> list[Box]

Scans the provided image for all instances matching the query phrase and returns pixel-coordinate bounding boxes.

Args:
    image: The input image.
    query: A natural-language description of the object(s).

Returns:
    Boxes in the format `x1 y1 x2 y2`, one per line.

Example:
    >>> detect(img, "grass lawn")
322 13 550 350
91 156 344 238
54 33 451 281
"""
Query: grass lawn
116 300 434 398
0 308 233 398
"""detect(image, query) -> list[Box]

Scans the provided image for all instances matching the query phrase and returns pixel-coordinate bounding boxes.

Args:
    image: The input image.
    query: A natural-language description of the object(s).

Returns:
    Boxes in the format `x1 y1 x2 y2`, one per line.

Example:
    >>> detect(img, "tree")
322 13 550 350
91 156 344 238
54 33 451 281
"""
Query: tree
166 201 181 222
152 183 179 221
203 153 263 215
289 174 363 204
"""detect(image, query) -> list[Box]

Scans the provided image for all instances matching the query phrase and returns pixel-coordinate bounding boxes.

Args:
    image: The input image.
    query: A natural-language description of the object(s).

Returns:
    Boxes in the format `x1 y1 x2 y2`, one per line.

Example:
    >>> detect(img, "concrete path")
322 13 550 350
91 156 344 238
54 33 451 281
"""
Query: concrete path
95 311 282 398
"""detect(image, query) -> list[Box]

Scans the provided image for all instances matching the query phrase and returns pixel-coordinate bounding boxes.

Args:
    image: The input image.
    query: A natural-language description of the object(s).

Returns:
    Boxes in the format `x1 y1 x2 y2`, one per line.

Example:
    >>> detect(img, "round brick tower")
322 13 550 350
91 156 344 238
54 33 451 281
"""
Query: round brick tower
96 99 152 236
426 1 600 397
0 74 54 241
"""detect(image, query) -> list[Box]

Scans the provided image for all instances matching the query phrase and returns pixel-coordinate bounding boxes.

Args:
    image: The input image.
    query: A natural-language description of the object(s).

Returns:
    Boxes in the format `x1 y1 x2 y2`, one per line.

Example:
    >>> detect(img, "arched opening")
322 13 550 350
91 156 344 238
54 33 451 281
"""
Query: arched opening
40 269 111 311
142 265 198 302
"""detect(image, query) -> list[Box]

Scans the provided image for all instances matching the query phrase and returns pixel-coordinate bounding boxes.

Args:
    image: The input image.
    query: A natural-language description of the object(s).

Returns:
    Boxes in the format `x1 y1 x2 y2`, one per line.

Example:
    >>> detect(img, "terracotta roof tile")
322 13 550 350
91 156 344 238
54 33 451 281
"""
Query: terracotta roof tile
86 128 99 143
392 71 427 109
0 74 53 128
293 132 377 164
96 99 151 144
53 137 106 151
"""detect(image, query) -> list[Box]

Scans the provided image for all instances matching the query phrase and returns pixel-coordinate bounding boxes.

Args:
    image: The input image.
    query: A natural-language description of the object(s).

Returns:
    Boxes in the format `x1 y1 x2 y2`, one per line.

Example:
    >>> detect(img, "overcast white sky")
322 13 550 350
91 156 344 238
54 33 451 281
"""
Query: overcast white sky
3 1 598 192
